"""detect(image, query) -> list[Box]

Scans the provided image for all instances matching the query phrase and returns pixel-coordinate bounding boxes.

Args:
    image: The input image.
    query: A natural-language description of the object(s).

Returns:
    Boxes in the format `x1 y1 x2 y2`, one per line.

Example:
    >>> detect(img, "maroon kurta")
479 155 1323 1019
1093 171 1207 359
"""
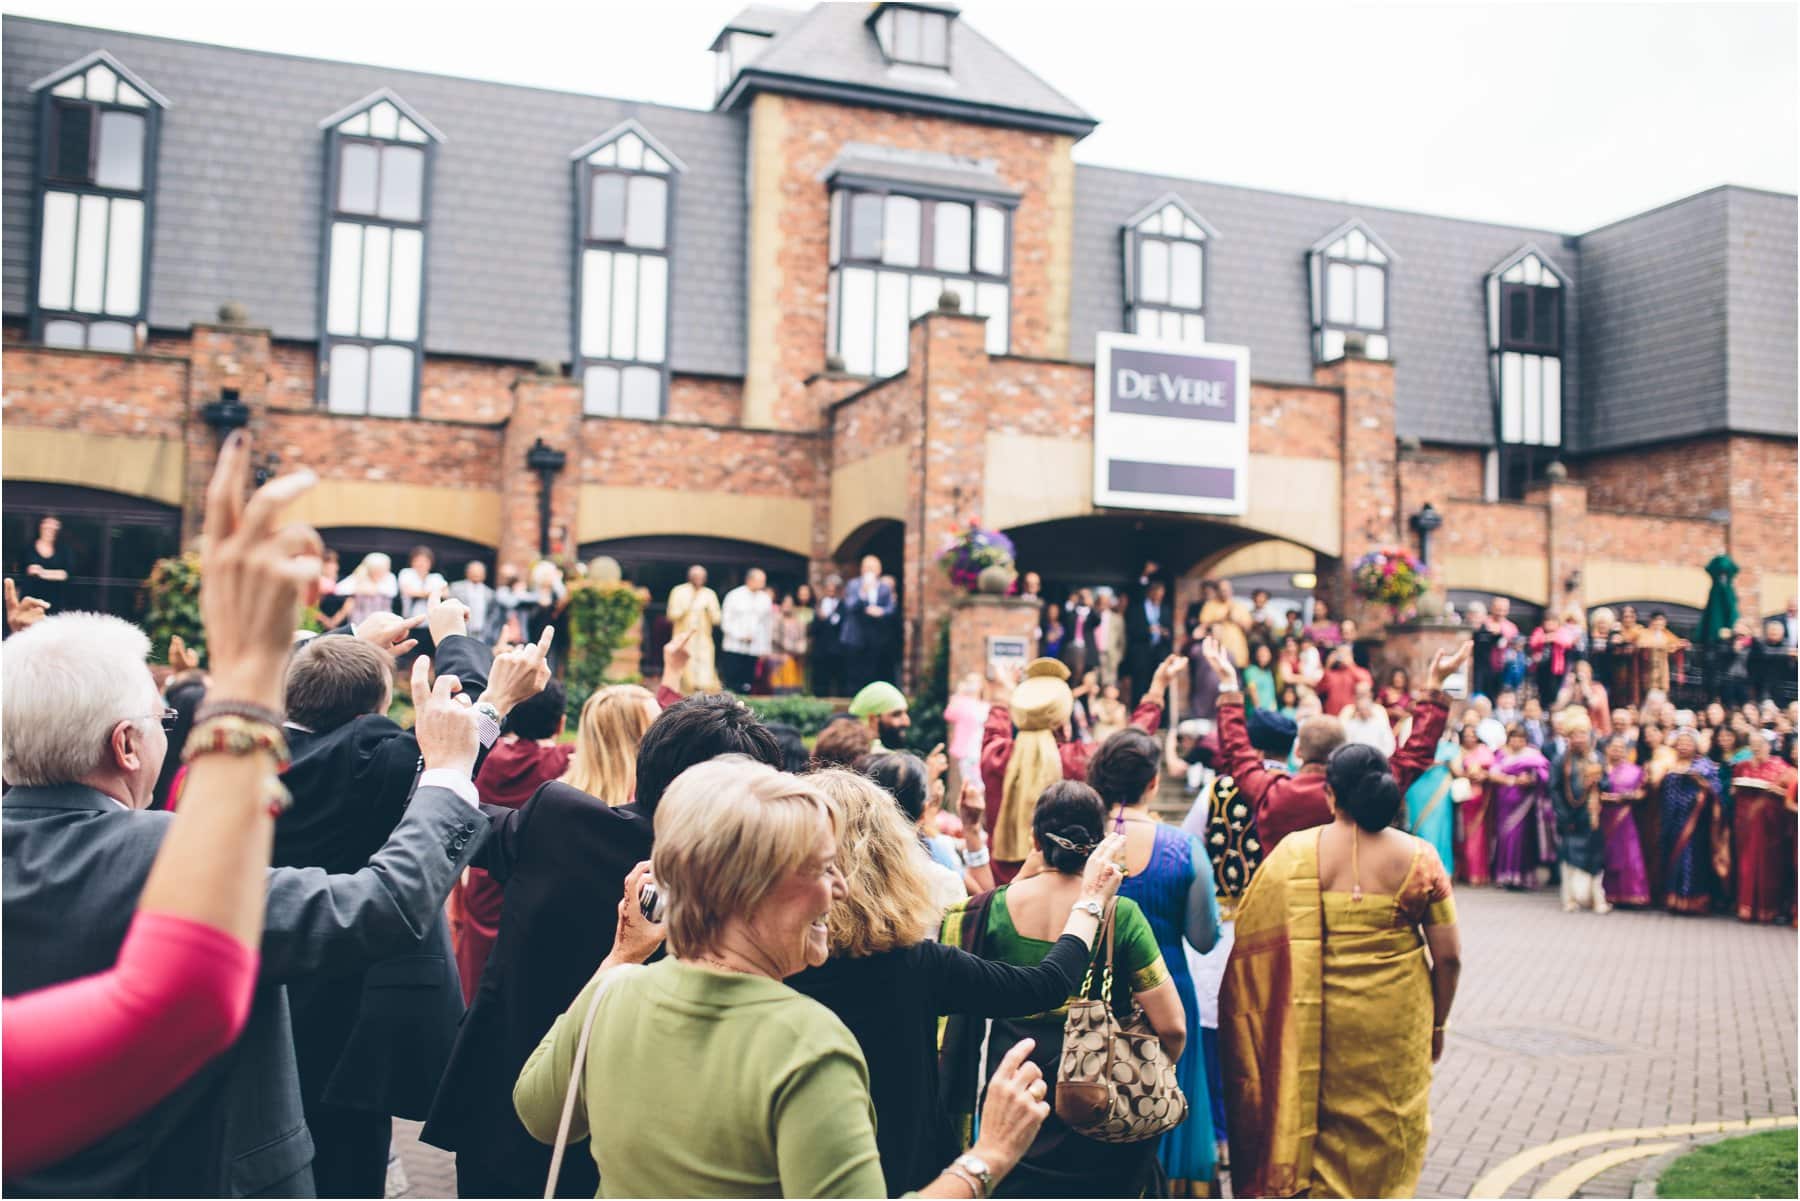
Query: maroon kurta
979 698 1162 882
1217 688 1450 852
1732 757 1797 924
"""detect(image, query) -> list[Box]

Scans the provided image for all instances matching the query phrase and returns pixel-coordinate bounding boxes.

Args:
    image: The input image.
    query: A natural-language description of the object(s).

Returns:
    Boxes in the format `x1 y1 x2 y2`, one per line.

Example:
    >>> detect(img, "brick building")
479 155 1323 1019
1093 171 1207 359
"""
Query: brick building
3 6 1794 682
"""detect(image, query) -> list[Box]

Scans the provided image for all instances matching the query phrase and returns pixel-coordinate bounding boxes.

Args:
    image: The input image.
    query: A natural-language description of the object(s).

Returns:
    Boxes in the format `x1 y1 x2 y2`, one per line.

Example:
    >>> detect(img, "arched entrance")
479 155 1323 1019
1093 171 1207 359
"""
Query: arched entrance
1004 512 1293 611
316 527 497 585
833 518 904 580
579 534 809 678
2 482 182 622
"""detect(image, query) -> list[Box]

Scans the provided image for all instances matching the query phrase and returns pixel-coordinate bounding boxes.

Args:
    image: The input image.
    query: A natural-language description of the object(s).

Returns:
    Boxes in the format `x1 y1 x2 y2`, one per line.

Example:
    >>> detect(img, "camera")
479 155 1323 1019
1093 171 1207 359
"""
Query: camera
638 879 666 925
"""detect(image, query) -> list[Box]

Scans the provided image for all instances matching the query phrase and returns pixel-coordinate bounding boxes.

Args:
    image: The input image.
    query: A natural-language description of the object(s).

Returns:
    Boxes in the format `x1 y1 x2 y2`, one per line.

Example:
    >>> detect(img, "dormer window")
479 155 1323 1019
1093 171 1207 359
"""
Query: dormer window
1308 221 1393 363
572 123 681 419
316 92 441 417
27 52 166 352
1123 196 1215 347
712 29 772 100
1486 248 1567 497
872 4 952 69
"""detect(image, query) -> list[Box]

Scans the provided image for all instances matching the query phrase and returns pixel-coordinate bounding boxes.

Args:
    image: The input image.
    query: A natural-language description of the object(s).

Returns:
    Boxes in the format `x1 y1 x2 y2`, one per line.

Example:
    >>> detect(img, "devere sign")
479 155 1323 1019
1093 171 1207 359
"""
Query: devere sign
1092 333 1250 516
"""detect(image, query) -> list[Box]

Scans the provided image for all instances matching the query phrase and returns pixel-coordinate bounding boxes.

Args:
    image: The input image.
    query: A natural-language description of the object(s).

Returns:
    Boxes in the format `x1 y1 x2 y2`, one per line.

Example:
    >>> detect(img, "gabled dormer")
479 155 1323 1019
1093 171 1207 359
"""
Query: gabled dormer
27 51 168 351
1122 193 1218 347
1307 219 1395 363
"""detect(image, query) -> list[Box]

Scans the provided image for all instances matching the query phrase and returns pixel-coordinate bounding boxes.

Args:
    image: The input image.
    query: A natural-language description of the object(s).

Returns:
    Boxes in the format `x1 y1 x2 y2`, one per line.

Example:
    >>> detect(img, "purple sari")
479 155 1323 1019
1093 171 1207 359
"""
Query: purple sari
1493 747 1552 889
1600 763 1651 906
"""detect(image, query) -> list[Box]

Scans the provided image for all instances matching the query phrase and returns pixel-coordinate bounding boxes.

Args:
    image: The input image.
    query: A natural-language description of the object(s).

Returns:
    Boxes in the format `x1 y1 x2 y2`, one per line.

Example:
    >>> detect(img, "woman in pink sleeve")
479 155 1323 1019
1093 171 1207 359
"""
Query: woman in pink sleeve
3 434 320 1176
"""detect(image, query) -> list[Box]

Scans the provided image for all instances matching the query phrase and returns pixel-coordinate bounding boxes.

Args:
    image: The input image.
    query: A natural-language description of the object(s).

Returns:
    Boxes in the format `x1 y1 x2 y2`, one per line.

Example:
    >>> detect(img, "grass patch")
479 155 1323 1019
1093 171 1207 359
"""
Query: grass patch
1658 1129 1797 1199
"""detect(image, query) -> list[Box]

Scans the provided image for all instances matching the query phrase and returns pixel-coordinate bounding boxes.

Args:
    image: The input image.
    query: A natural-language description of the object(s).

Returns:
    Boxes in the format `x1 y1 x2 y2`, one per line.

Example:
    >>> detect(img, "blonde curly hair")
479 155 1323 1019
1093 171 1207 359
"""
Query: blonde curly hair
806 767 940 957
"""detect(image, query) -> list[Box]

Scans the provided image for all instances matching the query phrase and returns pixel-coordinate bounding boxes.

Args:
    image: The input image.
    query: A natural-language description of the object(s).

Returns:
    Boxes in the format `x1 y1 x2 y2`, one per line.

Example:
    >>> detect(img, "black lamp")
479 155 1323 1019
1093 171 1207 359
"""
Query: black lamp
200 387 249 433
526 438 568 557
1409 502 1443 565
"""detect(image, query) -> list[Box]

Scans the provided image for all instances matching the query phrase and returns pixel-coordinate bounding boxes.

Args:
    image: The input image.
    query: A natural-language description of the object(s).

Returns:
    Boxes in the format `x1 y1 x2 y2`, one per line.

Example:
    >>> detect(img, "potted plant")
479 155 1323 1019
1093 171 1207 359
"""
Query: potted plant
937 517 1017 595
1351 545 1432 623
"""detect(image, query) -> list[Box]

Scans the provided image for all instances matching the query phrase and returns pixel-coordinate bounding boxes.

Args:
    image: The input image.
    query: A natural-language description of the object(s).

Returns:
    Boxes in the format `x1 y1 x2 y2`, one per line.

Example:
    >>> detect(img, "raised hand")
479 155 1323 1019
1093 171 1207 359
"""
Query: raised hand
1079 831 1128 900
4 578 50 633
1198 636 1238 693
1428 640 1475 691
956 778 986 829
609 860 667 966
411 654 478 776
483 624 555 717
357 610 428 659
199 431 322 709
167 633 202 673
662 628 694 692
427 584 471 647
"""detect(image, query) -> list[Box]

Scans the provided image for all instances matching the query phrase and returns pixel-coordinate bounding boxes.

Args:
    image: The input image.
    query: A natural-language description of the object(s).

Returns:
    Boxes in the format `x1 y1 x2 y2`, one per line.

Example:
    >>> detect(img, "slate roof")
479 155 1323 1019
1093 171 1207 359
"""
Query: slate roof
2 16 750 376
4 13 1792 452
1072 164 1585 447
714 3 1096 137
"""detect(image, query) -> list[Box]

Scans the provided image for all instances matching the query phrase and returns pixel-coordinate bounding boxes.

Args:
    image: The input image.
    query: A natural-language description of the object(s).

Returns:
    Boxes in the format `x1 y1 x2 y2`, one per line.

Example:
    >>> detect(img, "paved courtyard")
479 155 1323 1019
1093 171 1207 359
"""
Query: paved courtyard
392 887 1797 1199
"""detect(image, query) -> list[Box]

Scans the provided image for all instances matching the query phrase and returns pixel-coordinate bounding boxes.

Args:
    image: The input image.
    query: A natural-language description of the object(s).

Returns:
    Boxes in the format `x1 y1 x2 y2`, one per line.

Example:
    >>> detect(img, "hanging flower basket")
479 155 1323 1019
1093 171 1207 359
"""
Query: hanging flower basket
937 517 1016 595
1351 545 1432 622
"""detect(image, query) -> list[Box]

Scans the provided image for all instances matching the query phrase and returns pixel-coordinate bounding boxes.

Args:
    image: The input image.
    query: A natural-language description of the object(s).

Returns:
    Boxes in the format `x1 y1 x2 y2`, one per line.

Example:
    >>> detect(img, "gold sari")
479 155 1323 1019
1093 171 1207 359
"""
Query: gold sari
1221 831 1453 1198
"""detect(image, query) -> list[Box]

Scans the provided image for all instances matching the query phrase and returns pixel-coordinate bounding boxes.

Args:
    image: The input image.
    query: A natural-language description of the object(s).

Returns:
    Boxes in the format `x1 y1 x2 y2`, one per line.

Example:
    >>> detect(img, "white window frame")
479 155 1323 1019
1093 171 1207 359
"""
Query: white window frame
1307 220 1394 363
1121 194 1216 348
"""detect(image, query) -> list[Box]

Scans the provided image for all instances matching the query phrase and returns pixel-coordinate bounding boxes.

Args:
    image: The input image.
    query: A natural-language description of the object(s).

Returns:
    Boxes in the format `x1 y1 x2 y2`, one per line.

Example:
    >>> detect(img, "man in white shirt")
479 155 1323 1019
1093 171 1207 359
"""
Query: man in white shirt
1339 680 1397 755
719 568 774 694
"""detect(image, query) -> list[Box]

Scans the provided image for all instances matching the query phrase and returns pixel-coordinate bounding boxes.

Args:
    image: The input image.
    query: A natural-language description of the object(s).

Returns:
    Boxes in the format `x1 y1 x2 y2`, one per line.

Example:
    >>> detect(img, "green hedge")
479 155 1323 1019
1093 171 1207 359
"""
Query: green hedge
745 695 840 736
145 551 204 665
563 581 646 720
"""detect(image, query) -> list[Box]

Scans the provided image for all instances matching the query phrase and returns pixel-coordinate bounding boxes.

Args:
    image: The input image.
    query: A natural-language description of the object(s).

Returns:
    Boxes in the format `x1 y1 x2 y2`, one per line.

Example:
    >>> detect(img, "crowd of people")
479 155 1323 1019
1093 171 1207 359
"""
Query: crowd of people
0 449 1791 1201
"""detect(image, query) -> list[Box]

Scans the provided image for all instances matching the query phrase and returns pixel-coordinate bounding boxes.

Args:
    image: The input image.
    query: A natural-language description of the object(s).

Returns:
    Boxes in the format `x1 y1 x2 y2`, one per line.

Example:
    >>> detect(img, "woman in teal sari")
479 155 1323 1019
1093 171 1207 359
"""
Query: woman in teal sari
1404 735 1459 875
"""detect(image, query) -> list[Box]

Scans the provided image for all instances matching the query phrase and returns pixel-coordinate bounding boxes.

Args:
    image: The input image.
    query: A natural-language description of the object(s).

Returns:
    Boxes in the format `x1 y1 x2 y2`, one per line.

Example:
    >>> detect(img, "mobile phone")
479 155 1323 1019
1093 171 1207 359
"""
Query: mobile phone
638 879 666 925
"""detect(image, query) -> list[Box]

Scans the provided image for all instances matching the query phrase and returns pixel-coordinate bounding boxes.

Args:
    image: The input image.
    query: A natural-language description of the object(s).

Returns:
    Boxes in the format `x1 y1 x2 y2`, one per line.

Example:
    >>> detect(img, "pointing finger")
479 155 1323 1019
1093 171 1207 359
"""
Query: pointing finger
535 625 556 658
203 430 250 544
411 654 432 703
239 470 319 542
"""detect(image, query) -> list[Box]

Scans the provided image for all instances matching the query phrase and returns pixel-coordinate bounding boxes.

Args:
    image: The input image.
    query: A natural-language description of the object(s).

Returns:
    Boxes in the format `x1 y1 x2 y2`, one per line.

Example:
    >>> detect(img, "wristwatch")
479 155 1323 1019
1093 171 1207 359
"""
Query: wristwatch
1073 898 1105 919
954 1153 993 1198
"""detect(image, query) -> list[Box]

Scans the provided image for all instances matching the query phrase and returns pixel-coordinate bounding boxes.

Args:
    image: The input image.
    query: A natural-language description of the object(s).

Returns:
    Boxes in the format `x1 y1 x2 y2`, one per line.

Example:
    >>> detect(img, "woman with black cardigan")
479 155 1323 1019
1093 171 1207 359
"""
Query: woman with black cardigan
789 767 1125 1196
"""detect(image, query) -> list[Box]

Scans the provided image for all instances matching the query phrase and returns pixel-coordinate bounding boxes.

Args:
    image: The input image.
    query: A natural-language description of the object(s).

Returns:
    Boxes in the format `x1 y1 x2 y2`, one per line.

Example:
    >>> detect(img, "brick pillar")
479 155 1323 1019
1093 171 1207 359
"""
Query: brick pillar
182 321 274 544
1315 353 1399 631
948 595 1041 695
915 308 995 689
502 373 582 569
1528 472 1588 619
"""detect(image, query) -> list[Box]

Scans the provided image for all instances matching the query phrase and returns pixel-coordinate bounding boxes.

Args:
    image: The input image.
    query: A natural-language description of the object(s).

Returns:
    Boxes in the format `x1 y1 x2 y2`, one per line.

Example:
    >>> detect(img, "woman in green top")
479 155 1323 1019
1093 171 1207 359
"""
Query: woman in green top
941 781 1188 1198
515 757 1055 1199
1243 642 1279 712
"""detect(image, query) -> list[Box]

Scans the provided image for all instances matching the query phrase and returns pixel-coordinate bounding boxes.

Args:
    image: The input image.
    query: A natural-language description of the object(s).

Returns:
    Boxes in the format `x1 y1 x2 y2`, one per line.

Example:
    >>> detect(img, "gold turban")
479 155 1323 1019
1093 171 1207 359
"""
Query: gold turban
997 659 1075 862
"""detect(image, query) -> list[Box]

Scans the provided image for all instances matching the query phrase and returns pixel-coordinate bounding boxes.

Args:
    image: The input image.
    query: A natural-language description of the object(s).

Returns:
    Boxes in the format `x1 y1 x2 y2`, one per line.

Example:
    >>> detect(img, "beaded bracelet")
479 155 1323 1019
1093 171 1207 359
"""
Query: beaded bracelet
182 716 291 772
194 699 286 729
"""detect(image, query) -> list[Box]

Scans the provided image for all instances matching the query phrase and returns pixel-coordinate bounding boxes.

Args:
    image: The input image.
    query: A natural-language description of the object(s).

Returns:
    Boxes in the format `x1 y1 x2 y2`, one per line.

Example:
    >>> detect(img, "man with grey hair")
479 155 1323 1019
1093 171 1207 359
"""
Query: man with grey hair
2 609 492 1196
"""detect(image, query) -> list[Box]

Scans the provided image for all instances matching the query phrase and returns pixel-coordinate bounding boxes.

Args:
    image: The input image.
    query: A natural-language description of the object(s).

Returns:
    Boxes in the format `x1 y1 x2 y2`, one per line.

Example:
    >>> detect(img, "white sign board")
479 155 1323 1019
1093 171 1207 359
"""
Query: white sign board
1092 333 1250 516
986 635 1031 677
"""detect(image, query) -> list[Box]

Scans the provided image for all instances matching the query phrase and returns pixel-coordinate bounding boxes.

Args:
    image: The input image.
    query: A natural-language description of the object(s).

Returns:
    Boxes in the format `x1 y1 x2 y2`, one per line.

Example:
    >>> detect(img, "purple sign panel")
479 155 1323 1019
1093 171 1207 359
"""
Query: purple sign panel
1107 346 1238 422
1106 459 1237 500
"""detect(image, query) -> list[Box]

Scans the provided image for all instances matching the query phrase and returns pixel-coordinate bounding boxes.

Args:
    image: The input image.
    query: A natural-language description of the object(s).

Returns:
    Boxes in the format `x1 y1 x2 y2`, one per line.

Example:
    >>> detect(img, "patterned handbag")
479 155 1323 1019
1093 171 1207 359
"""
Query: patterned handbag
1053 901 1188 1143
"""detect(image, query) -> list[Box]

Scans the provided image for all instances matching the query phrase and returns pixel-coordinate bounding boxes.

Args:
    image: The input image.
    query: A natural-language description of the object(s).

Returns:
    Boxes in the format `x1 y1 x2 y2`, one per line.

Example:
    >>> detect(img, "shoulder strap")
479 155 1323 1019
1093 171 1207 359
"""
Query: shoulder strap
544 964 641 1199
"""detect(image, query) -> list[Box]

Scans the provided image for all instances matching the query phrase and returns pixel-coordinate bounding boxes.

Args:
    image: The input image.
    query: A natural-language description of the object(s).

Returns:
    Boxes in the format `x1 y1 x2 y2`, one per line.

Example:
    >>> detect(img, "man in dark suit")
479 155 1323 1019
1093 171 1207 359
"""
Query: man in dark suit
838 554 896 693
273 603 553 1198
422 635 785 1197
2 619 492 1198
1124 562 1173 701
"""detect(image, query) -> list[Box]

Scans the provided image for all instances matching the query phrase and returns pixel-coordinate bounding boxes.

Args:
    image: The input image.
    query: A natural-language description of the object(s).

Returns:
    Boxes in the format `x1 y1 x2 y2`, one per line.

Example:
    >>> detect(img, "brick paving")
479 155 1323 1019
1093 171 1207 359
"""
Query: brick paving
393 887 1796 1199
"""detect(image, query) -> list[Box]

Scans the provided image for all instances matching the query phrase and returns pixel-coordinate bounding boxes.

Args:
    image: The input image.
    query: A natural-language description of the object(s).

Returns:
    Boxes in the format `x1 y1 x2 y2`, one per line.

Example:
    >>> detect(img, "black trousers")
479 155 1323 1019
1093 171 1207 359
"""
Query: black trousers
305 1101 391 1199
720 650 758 694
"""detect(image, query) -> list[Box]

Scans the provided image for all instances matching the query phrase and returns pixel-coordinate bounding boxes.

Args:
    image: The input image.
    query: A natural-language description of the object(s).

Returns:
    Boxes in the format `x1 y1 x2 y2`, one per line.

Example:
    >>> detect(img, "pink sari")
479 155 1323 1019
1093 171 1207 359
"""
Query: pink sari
1455 746 1496 885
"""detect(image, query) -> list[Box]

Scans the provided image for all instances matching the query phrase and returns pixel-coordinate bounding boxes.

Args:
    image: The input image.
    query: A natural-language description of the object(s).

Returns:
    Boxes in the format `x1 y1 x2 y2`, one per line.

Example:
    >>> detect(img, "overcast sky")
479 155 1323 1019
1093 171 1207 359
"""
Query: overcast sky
9 0 1794 232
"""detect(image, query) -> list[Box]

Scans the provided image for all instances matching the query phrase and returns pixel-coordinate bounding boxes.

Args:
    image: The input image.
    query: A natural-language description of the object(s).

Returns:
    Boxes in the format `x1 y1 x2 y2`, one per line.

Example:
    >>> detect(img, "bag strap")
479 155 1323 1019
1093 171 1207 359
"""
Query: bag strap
544 964 640 1199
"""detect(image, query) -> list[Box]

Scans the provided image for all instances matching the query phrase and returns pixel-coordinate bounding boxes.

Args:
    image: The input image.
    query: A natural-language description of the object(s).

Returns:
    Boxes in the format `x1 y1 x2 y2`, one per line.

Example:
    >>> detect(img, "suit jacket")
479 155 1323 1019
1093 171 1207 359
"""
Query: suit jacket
421 783 654 1196
2 782 488 1197
1124 587 1172 659
275 633 493 1123
838 576 895 652
448 580 501 644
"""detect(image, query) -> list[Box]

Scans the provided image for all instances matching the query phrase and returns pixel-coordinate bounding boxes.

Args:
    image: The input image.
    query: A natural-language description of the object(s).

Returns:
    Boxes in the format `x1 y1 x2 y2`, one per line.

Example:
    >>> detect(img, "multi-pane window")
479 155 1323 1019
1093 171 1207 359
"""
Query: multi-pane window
31 56 161 352
712 29 772 99
1125 199 1210 347
1309 223 1391 362
575 127 677 419
826 188 1010 376
872 5 951 68
1488 251 1564 453
319 97 434 417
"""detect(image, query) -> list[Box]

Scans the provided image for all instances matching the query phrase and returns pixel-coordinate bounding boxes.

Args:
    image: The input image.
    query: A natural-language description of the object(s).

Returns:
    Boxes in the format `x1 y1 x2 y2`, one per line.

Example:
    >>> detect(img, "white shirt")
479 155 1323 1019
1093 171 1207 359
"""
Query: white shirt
1340 706 1397 755
721 586 774 656
399 568 447 619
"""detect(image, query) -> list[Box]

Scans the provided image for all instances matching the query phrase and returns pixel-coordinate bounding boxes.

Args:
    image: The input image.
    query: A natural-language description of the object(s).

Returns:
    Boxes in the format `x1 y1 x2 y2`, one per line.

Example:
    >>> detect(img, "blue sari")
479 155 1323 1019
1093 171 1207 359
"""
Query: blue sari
1117 822 1221 1190
1660 758 1724 914
1404 739 1458 874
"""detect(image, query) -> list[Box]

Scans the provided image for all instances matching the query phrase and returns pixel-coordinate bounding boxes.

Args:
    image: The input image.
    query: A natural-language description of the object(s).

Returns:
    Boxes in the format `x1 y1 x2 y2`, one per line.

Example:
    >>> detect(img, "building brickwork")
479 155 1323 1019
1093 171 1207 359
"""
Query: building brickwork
2 9 1792 689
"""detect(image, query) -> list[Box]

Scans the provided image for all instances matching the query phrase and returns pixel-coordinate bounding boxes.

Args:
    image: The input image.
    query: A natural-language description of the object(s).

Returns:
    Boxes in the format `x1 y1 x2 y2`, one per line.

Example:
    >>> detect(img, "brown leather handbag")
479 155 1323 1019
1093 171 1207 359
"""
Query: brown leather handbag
1054 901 1188 1143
